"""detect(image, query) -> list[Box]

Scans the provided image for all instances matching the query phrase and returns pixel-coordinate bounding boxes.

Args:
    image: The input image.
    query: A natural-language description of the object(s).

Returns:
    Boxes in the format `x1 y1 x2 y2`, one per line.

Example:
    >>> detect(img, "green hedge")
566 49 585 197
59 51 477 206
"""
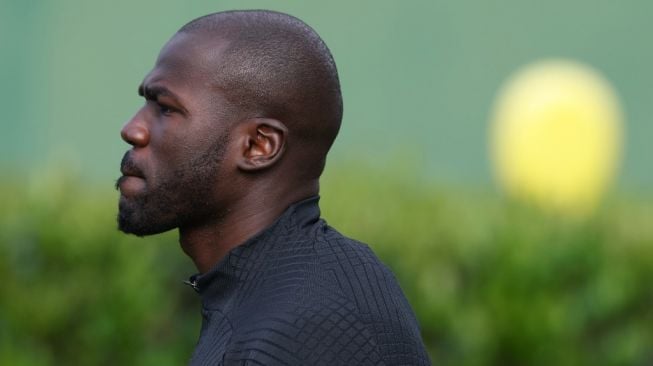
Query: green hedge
1 167 652 365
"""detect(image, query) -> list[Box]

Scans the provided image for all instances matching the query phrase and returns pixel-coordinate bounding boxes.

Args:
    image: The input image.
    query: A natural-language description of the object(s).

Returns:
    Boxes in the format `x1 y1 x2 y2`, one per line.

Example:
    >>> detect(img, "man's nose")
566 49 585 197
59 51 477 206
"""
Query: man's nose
121 112 150 147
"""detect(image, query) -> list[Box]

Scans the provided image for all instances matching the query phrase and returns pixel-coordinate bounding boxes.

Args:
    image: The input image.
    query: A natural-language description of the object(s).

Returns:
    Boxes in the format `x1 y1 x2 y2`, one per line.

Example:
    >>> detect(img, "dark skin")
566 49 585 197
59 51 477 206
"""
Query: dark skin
118 32 318 273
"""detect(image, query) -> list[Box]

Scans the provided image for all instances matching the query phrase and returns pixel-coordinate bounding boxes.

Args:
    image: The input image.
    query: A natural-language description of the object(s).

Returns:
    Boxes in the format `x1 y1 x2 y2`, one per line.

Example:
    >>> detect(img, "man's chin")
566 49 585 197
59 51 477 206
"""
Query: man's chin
117 205 178 237
117 217 176 237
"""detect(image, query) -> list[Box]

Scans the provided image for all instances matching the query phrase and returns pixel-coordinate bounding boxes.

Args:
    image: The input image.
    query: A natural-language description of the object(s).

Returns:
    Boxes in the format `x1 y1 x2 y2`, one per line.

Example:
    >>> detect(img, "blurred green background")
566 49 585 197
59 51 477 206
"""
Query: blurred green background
2 1 653 365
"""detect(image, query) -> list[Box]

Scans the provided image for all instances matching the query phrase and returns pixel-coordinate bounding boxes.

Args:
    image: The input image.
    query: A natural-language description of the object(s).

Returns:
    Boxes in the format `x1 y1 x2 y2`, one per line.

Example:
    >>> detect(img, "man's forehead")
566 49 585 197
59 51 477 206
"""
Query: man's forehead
155 32 230 74
140 33 230 94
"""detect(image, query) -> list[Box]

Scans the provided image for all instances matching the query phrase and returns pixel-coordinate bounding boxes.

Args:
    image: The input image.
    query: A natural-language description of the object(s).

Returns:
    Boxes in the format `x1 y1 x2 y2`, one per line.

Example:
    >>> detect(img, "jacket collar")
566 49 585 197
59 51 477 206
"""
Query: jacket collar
184 196 321 309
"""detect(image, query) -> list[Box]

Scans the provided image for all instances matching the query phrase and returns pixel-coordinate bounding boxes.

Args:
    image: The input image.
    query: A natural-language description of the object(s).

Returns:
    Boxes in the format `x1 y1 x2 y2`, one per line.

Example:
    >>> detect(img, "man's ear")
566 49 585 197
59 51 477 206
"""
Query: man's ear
236 118 288 172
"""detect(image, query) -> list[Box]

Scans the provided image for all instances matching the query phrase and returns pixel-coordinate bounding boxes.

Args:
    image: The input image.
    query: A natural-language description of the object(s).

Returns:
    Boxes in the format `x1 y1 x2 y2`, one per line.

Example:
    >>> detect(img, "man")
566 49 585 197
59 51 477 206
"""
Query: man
117 10 430 365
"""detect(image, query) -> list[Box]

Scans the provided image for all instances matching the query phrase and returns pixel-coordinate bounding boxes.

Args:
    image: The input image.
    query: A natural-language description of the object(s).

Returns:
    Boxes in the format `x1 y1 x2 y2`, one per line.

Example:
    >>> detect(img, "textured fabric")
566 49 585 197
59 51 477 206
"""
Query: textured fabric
187 196 430 365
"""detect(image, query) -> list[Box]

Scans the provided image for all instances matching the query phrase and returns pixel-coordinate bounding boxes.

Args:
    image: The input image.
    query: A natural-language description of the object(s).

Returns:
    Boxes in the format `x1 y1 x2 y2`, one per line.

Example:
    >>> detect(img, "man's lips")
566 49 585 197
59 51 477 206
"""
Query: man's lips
118 155 146 196
117 175 146 197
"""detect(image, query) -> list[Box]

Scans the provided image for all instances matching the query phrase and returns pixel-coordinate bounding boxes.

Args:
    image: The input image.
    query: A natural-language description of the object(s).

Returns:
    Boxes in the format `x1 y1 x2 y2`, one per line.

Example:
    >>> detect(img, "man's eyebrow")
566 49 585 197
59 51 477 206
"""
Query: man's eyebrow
138 84 181 103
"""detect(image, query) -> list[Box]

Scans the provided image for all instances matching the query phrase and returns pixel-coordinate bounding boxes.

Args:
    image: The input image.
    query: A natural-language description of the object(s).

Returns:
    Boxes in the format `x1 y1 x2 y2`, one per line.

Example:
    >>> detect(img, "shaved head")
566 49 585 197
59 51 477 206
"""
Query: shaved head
178 10 343 178
119 10 343 241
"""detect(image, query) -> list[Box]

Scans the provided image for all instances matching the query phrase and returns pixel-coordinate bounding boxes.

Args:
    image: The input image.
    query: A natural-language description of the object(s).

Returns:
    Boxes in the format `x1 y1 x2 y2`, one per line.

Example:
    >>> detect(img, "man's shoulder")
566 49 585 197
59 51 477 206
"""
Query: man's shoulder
223 223 430 365
225 281 429 365
312 224 408 307
268 218 396 291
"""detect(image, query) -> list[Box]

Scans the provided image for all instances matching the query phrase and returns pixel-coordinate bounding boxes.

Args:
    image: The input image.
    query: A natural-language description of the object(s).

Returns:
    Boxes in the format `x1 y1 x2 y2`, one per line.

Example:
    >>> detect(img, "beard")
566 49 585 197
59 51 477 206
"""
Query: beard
117 134 228 236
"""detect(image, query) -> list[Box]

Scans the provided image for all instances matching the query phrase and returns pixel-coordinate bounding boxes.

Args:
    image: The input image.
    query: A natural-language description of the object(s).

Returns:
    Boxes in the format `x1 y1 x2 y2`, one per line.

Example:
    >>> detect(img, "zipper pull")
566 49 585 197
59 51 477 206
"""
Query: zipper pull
184 278 199 291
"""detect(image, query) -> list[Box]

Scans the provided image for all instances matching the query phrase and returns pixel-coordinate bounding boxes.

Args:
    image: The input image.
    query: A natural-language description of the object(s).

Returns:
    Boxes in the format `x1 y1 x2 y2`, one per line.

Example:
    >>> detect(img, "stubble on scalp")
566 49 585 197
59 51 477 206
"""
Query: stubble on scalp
178 10 343 180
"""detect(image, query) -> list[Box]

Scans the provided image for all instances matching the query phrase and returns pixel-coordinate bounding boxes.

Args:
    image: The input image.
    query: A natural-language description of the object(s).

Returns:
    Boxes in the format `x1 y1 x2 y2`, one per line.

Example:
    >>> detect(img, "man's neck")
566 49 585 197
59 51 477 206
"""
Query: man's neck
178 203 283 273
179 183 319 273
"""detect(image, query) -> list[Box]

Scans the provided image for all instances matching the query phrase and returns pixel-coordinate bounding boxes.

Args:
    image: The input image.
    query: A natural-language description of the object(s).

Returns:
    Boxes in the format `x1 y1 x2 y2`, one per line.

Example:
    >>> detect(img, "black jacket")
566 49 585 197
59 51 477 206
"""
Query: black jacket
187 196 430 365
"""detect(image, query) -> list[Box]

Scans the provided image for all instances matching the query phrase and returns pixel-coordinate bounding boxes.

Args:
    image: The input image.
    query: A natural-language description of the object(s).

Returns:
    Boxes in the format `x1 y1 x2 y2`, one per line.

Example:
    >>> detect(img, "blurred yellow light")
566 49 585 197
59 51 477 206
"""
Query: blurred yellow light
490 60 623 216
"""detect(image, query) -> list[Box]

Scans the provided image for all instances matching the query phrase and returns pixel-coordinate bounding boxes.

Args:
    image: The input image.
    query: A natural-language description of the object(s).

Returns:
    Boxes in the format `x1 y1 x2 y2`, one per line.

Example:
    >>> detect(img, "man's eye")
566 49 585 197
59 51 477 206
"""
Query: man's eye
158 104 174 116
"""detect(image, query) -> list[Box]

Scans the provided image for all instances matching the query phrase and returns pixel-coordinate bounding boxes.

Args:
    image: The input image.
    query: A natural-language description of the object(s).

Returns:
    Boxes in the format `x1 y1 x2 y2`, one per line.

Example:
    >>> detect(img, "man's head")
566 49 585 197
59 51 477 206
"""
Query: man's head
117 10 343 236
